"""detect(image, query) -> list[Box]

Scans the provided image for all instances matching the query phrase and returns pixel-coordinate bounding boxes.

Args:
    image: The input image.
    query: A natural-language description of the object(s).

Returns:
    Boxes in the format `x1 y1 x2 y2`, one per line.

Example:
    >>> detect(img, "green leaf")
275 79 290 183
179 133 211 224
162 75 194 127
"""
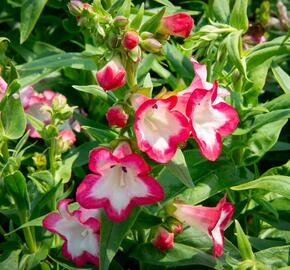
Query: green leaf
231 175 290 200
0 250 21 270
117 0 131 17
130 3 144 29
235 220 255 261
163 43 194 84
153 0 175 8
210 0 230 22
242 119 288 165
25 113 45 135
17 53 97 73
100 207 141 270
140 7 166 33
262 160 290 177
166 148 194 188
132 210 162 229
1 95 26 140
130 243 216 267
4 171 30 214
229 0 248 33
72 85 116 104
55 154 79 184
225 31 247 78
82 126 117 143
271 62 290 93
264 93 290 111
255 245 290 268
20 0 48 43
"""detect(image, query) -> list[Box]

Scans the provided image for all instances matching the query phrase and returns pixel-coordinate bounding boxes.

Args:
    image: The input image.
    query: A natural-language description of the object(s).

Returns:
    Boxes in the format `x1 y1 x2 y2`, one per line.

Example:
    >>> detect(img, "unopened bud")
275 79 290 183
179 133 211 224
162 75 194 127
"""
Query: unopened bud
68 0 83 16
140 31 154 40
128 45 142 63
56 129 76 153
152 227 174 252
32 153 47 169
122 31 139 50
113 16 129 27
52 95 67 111
140 38 163 53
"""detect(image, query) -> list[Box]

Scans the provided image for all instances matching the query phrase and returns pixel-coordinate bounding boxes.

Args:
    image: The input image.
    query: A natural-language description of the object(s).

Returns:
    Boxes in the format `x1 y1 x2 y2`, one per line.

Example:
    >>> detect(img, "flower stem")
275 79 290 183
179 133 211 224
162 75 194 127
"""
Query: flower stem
19 212 37 253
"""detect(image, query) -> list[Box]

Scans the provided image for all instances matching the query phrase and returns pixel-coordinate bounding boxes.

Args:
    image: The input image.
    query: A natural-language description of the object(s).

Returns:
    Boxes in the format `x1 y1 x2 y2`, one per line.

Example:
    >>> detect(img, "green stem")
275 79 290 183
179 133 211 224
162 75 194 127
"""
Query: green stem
19 212 37 253
49 137 57 210
2 139 9 162
126 61 137 88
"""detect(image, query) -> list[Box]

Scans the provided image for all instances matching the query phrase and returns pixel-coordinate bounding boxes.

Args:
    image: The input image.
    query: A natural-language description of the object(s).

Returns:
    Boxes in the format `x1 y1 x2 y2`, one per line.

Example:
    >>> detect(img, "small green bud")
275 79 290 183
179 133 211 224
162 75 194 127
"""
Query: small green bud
113 16 129 27
140 31 154 40
140 38 163 53
32 153 47 169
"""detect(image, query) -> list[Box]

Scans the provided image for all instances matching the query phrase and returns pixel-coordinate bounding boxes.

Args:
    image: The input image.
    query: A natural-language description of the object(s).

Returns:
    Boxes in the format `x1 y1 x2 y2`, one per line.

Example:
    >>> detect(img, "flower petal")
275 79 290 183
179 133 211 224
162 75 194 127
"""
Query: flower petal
112 141 132 158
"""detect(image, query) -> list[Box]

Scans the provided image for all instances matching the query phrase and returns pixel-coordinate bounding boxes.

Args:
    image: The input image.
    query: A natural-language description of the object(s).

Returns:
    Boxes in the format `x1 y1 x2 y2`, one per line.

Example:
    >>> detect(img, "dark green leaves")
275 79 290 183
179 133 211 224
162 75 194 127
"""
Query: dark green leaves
140 8 165 33
20 0 48 44
99 208 141 270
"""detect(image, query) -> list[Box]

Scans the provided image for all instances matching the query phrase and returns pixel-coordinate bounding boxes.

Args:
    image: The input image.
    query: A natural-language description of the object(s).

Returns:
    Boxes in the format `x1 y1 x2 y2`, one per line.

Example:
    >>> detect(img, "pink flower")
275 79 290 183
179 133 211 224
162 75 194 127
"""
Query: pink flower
175 58 230 116
186 81 239 161
96 57 126 91
0 76 7 100
133 94 189 163
106 105 128 128
59 129 76 145
152 227 174 252
158 13 194 38
173 195 234 257
42 199 100 267
122 31 139 50
76 142 164 222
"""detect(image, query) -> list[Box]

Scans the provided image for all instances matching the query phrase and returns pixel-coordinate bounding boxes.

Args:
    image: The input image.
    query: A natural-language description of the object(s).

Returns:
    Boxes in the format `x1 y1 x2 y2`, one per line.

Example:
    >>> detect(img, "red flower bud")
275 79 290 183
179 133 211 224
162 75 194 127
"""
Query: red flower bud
152 227 174 252
122 31 139 50
106 105 128 128
96 57 126 91
158 13 194 38
59 129 76 146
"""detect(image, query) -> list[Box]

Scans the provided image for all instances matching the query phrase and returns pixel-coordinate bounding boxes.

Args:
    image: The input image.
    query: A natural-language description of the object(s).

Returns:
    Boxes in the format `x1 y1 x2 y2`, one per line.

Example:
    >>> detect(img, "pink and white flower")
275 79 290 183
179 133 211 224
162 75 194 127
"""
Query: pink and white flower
76 142 164 222
175 58 229 116
158 13 194 38
96 57 126 91
0 76 7 100
186 81 239 161
133 95 189 163
106 105 128 128
42 199 100 267
152 227 174 252
173 195 234 257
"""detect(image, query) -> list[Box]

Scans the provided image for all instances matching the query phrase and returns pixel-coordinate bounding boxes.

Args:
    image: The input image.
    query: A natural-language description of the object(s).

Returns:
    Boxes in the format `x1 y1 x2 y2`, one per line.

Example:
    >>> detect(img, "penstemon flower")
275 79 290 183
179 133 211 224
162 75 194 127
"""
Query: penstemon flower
0 76 7 100
152 227 174 252
76 142 164 221
133 94 189 163
186 81 239 161
96 57 126 91
42 199 100 267
157 13 194 38
172 195 234 257
106 105 128 128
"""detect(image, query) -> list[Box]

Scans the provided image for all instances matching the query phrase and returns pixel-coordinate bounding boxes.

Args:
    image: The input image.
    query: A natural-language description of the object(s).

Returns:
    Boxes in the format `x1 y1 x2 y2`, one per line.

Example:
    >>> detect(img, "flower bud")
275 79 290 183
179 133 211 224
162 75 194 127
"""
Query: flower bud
57 129 76 153
68 0 83 16
0 76 7 101
166 217 183 235
122 31 139 50
140 31 154 40
106 105 128 128
113 16 129 27
96 57 126 91
52 94 67 112
140 38 162 53
32 153 47 169
128 45 142 63
152 227 174 252
158 13 194 38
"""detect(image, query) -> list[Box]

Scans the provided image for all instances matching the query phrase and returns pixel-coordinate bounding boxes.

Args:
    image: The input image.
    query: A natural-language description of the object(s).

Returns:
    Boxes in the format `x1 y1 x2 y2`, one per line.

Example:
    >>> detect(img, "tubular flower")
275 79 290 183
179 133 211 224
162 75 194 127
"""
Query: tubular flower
152 227 174 252
186 81 239 161
106 105 128 128
42 199 100 267
133 95 189 163
76 142 164 222
175 58 229 116
96 57 126 91
158 13 194 38
122 31 139 50
0 76 7 100
173 195 234 257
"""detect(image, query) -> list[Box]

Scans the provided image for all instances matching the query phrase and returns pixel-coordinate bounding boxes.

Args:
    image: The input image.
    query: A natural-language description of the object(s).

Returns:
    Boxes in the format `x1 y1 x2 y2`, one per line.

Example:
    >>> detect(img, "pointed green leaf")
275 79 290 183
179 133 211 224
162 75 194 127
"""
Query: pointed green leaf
271 62 290 93
140 7 166 33
100 207 141 270
166 148 194 188
55 154 79 184
231 175 290 200
20 0 48 43
130 3 144 29
117 0 131 17
229 0 248 33
210 0 230 22
235 220 255 261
